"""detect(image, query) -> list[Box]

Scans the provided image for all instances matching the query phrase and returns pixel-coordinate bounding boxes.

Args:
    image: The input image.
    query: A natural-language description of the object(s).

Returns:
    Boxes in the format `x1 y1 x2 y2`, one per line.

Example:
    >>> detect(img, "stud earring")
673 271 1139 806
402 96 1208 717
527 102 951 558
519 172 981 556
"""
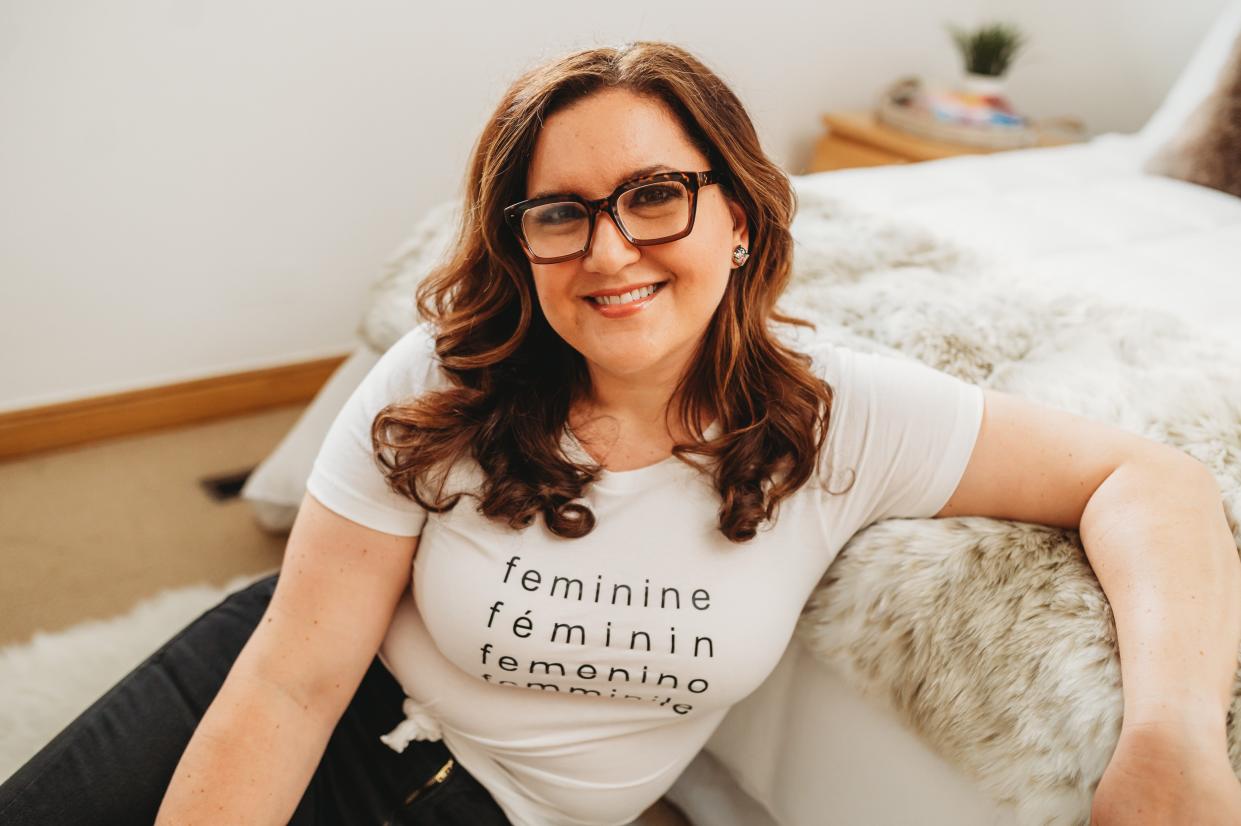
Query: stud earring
731 244 750 266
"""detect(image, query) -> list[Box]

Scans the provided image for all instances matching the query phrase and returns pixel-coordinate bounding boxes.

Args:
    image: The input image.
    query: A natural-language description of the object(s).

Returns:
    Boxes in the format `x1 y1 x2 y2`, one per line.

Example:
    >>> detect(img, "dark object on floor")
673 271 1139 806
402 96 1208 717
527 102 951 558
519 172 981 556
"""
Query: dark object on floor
198 467 254 501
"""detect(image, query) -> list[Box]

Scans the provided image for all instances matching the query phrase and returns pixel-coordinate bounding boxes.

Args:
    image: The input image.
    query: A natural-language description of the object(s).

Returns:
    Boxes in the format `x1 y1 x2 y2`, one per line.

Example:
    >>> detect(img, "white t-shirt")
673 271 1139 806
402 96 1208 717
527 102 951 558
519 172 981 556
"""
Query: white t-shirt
305 322 984 826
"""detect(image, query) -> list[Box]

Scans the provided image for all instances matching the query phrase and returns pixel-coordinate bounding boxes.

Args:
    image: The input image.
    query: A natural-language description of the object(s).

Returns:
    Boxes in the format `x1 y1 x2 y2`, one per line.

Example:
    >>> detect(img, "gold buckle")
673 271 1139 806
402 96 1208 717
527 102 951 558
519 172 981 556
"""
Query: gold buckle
401 757 454 806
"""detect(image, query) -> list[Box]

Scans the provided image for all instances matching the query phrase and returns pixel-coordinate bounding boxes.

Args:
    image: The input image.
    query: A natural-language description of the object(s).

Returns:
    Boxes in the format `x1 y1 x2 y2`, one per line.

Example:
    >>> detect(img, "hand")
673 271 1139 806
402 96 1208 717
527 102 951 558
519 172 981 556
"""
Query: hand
1090 718 1241 825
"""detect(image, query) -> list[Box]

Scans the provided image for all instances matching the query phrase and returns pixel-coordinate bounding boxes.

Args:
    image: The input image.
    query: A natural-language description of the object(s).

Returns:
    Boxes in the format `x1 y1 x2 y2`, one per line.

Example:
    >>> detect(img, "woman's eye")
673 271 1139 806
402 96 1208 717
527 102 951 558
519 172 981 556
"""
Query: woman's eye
536 205 583 225
633 186 675 205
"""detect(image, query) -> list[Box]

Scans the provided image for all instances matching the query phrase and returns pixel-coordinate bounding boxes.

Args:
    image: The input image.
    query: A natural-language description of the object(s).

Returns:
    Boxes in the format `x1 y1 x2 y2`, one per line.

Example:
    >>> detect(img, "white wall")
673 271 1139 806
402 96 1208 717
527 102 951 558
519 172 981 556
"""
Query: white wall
0 0 1231 413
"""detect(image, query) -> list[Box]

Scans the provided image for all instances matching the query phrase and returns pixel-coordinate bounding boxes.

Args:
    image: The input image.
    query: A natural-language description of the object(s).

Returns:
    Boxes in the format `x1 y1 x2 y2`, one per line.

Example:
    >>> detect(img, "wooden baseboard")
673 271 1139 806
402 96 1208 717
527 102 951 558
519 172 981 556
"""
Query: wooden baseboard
0 354 350 462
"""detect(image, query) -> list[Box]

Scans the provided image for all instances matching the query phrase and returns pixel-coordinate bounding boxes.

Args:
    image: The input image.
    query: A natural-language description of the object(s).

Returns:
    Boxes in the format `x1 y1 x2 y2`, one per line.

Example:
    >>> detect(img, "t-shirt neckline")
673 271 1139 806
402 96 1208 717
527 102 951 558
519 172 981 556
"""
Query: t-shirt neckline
562 419 721 491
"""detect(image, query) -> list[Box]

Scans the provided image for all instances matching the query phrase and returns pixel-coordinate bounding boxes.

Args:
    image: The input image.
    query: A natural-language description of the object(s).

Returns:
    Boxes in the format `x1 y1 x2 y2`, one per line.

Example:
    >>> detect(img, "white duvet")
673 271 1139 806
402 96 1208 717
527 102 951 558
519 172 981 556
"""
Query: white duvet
789 132 1238 349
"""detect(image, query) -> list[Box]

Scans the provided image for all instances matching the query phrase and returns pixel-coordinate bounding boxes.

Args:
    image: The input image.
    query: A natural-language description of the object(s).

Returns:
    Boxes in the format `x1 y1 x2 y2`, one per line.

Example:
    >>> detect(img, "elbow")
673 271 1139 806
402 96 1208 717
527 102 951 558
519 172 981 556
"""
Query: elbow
1132 445 1219 498
1178 456 1221 499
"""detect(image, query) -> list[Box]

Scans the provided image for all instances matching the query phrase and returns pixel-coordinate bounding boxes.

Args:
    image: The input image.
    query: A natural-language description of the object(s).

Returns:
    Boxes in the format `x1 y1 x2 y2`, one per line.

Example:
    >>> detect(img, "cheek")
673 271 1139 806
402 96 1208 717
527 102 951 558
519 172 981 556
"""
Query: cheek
686 205 734 267
531 271 580 330
676 231 732 294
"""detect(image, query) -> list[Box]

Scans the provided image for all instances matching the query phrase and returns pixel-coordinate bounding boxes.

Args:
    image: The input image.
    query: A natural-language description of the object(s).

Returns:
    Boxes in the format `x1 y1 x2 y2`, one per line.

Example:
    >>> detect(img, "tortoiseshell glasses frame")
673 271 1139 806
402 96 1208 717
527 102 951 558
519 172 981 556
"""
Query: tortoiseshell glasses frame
502 170 723 264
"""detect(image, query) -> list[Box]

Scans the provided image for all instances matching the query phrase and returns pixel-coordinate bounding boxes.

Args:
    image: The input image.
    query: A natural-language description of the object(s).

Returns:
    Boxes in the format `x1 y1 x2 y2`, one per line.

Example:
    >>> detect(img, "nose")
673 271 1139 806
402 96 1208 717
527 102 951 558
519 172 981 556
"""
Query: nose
582 211 640 273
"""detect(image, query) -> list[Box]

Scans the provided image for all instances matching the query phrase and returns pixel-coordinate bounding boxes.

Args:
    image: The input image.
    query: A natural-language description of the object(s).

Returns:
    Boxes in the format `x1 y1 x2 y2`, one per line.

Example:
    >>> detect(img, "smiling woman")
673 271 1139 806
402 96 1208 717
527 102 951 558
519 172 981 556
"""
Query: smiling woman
523 110 743 393
0 37 1009 826
384 48 831 540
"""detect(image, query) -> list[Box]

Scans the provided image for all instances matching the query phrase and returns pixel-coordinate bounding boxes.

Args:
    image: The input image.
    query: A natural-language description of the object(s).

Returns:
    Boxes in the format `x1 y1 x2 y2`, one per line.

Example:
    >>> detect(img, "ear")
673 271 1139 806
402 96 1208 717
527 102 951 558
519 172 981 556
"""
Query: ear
725 196 749 250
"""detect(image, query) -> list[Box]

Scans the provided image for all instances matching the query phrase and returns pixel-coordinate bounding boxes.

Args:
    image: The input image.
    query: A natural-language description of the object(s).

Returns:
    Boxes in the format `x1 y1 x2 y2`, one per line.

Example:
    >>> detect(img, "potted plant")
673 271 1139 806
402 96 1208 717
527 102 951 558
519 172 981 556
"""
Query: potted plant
946 21 1028 96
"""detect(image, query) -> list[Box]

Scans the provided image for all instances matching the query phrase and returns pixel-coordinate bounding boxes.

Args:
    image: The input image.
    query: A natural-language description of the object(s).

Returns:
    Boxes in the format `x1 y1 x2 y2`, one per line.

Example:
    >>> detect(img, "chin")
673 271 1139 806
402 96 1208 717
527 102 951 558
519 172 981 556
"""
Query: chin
583 346 669 377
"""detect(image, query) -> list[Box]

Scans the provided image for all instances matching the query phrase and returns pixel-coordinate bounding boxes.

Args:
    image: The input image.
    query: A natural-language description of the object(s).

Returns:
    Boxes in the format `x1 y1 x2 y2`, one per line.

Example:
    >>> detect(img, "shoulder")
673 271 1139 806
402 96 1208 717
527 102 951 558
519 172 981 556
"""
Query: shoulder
383 321 438 368
766 324 856 478
337 322 452 428
770 322 851 390
368 322 450 399
780 324 962 402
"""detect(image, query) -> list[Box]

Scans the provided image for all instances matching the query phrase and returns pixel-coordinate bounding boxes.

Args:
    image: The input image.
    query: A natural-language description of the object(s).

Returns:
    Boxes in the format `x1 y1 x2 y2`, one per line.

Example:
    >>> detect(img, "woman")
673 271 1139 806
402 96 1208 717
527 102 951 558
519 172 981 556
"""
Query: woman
4 41 1238 826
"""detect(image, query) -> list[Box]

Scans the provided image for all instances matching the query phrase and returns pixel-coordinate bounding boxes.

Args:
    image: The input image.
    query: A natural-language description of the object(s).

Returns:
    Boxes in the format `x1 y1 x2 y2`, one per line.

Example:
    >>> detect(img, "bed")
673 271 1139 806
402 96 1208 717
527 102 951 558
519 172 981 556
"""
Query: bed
242 5 1241 824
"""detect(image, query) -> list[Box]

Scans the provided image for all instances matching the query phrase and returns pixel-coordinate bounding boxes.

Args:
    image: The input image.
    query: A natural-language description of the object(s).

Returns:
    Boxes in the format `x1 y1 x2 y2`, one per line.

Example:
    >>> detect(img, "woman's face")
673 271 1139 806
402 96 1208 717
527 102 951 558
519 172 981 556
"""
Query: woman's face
521 88 749 389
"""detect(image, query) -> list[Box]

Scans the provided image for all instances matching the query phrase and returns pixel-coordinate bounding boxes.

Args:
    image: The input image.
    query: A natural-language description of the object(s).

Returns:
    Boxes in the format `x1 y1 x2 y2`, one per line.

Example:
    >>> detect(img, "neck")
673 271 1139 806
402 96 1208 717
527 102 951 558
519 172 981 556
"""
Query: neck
573 347 711 440
580 365 677 430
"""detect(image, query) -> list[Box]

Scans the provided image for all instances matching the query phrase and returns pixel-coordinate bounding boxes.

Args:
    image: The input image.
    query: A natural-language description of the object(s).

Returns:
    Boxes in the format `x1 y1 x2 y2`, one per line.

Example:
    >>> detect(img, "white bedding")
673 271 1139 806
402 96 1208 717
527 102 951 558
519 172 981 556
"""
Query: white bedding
788 132 1239 348
690 129 1240 826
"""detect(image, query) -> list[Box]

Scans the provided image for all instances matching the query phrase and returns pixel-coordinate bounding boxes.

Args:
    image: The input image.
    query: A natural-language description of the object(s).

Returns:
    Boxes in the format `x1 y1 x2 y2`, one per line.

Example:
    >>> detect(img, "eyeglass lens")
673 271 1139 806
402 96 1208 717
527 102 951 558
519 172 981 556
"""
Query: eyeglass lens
520 180 691 259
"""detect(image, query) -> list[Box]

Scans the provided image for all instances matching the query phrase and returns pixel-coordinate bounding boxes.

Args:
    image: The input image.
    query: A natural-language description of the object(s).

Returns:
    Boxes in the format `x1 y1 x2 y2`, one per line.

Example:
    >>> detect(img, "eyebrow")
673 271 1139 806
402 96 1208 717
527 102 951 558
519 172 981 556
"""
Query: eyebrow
529 163 678 200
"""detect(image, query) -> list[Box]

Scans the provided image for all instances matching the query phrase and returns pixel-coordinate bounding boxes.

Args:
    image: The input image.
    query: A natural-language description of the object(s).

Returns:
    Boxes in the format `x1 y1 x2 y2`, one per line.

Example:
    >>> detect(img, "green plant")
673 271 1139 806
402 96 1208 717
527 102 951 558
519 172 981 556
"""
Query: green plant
947 21 1028 77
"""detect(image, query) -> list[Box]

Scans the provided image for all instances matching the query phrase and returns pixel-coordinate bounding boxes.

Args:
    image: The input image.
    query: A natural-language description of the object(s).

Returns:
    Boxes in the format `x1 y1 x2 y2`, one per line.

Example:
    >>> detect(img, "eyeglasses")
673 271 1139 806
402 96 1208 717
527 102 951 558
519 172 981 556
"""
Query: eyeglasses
503 170 723 264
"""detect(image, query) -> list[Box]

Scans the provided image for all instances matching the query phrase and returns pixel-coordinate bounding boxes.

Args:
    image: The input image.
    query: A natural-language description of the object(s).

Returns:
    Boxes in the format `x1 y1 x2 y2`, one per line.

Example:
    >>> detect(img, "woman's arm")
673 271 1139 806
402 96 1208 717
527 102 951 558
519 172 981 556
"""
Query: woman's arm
155 493 420 824
1079 459 1239 736
939 389 1241 729
936 388 1241 823
1079 460 1241 825
153 666 339 824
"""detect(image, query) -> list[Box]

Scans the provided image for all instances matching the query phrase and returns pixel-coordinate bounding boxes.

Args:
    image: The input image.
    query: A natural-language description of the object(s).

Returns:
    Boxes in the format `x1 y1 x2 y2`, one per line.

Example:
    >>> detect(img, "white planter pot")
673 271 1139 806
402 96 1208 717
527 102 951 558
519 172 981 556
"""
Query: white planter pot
960 72 1007 97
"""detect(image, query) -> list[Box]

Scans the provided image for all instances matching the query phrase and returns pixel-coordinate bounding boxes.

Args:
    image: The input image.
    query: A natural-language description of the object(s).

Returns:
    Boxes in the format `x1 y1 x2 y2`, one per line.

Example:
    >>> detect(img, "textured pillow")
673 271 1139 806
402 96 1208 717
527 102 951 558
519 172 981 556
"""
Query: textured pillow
1143 28 1241 197
359 199 462 353
1137 1 1241 155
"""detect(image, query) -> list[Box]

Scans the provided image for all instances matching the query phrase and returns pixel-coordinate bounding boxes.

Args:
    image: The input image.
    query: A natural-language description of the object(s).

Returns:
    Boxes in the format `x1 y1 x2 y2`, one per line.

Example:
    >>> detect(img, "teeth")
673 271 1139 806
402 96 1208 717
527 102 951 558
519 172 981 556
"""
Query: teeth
590 283 660 306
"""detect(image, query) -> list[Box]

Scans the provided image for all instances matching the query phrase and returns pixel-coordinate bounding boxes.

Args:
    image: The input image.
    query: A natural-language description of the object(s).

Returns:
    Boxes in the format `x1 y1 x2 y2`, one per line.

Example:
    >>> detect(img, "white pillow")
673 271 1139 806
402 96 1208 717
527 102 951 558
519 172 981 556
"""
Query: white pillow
240 344 381 533
360 199 462 353
1135 0 1241 161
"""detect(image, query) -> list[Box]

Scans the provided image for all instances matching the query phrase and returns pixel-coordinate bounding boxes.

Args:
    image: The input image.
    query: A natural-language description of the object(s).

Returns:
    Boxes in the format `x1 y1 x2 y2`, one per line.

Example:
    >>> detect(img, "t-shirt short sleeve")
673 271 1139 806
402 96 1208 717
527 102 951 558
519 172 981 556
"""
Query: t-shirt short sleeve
810 341 985 529
305 323 443 537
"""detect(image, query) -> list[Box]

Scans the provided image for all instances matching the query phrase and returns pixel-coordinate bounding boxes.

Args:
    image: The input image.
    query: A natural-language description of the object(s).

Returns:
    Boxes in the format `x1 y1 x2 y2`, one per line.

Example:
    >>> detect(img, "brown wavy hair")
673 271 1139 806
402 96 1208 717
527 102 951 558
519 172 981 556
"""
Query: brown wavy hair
372 41 835 543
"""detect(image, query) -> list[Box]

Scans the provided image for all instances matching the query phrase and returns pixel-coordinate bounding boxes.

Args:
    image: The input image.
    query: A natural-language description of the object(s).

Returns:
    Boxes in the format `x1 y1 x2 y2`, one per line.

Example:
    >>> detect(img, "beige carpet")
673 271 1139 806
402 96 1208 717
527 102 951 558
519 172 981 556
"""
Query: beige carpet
0 404 308 648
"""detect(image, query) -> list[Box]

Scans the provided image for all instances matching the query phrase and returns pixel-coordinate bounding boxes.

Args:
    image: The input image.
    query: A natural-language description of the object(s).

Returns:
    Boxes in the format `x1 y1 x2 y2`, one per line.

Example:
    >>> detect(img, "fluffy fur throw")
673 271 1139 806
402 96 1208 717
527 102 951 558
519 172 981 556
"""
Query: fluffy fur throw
785 185 1241 825
359 183 1241 825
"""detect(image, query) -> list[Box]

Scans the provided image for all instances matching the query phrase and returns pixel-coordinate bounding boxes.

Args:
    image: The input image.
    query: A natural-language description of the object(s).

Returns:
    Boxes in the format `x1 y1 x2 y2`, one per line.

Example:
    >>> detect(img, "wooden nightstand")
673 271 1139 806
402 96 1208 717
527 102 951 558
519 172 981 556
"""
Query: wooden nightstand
807 110 1082 173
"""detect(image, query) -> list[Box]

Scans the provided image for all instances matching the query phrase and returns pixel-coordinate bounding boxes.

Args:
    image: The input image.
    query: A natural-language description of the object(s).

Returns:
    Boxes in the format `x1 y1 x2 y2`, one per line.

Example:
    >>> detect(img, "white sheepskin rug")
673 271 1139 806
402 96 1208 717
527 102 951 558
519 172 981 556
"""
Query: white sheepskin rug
360 184 1241 826
0 569 275 780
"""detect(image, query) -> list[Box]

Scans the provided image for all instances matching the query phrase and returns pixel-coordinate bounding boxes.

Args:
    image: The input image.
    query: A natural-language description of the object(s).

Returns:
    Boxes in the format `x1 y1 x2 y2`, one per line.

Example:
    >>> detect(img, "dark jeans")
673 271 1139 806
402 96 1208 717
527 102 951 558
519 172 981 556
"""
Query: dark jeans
0 573 512 825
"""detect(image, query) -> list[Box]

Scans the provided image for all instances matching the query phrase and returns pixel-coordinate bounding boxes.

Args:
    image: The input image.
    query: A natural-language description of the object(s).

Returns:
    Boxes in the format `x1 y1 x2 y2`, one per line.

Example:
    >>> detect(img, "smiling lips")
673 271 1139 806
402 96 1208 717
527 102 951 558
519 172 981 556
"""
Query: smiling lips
583 281 667 316
586 282 662 305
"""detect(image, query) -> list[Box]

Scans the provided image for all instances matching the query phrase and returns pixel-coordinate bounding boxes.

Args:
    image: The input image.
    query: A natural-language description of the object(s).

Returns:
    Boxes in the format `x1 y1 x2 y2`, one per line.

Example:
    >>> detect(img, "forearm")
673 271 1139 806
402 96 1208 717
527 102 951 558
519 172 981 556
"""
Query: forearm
1078 458 1241 734
155 668 337 825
